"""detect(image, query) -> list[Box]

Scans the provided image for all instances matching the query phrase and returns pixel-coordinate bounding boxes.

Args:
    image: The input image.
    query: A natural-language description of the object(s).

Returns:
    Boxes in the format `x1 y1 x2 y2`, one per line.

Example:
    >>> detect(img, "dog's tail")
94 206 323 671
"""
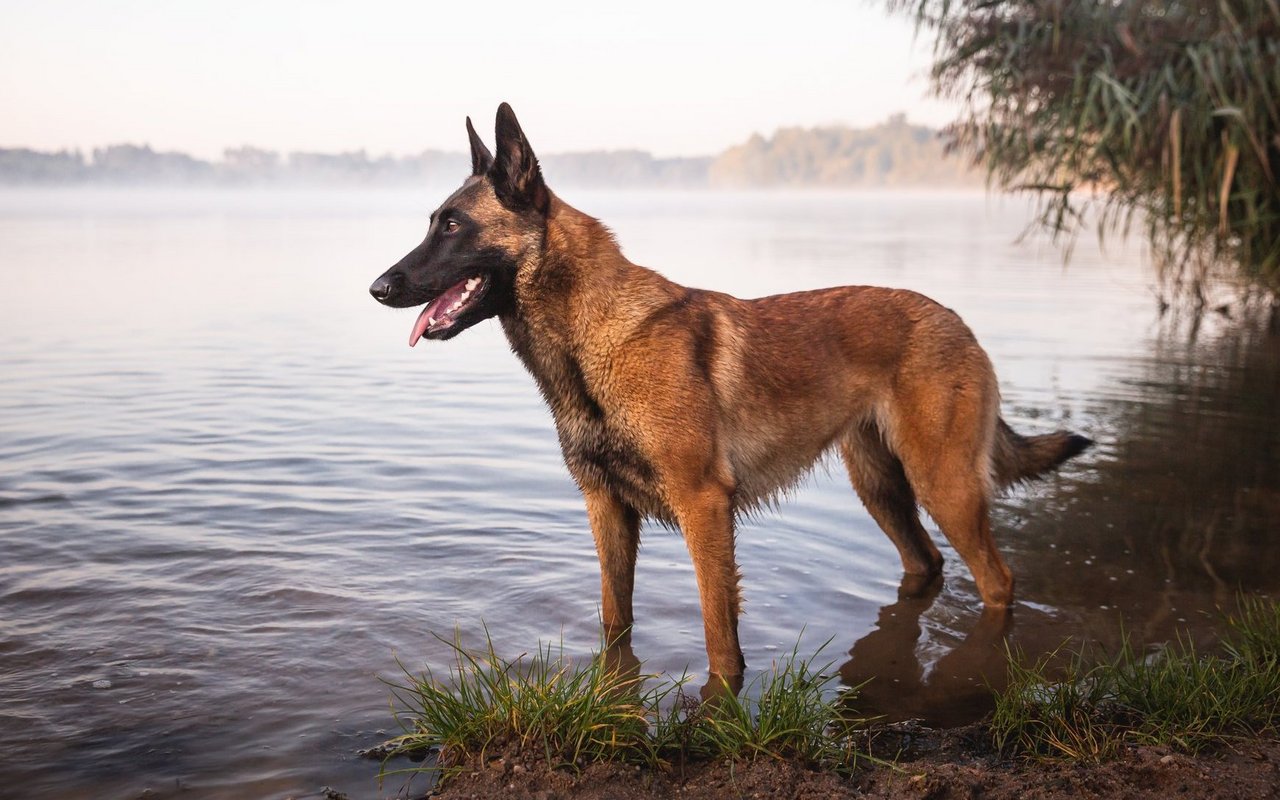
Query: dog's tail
992 418 1092 489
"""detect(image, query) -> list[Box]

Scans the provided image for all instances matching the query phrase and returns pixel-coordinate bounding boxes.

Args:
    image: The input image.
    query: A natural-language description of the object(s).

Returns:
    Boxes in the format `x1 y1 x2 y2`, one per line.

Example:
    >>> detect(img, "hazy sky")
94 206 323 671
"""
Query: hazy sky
0 0 956 158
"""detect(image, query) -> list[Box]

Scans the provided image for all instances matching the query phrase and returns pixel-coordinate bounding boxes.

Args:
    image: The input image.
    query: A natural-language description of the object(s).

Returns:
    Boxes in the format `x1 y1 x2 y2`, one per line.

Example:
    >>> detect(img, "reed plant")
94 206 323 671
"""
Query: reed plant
890 0 1280 299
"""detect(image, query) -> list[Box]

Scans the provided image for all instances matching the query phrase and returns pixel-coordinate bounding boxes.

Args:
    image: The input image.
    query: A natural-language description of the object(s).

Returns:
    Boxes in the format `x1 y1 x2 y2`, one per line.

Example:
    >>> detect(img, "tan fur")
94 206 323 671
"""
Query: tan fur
466 189 1088 682
387 118 1089 683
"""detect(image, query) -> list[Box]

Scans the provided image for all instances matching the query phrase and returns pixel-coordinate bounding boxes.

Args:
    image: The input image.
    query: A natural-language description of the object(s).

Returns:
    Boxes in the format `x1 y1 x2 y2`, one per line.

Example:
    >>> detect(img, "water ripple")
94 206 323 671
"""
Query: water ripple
1 189 1277 798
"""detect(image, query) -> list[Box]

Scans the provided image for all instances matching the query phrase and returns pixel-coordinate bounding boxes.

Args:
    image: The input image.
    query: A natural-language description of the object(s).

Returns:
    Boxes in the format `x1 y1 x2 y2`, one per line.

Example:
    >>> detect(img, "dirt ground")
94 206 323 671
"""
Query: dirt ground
414 723 1280 800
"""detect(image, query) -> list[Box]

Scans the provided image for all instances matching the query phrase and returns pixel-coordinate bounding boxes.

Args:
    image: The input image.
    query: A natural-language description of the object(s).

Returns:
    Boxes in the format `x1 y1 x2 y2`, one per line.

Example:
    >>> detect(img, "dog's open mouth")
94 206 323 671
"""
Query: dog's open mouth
409 276 486 346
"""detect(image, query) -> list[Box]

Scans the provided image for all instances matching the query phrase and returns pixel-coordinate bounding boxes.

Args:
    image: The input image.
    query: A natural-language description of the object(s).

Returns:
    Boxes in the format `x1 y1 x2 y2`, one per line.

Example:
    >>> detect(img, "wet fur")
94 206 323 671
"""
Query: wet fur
371 104 1092 683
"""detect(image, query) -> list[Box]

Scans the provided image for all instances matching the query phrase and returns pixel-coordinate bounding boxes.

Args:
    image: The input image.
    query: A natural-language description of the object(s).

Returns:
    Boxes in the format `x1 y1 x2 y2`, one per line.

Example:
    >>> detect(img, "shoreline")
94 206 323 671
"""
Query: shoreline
404 722 1280 800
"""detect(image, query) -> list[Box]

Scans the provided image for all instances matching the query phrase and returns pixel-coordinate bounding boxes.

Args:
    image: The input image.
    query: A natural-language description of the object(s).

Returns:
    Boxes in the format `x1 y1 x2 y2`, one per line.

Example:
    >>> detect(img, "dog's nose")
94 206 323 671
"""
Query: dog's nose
369 274 398 302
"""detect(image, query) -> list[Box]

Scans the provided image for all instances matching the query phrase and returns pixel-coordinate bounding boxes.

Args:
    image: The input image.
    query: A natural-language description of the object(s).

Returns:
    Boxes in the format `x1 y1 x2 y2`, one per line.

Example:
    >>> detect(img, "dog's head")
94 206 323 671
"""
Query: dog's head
369 103 550 344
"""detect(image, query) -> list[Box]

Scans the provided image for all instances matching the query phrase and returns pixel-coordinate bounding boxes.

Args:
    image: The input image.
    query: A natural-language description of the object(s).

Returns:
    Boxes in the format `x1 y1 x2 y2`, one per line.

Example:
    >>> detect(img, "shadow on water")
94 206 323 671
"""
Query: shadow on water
839 575 1012 727
834 306 1280 726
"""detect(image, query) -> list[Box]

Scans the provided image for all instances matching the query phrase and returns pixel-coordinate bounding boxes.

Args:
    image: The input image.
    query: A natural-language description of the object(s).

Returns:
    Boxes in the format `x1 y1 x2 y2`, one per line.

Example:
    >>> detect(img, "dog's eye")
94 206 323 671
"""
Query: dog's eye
443 219 460 234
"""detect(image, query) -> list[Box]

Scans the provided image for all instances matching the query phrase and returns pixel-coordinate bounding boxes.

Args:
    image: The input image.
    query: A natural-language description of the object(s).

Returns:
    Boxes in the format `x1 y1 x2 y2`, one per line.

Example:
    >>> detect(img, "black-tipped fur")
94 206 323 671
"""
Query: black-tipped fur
466 117 493 176
993 419 1093 488
490 102 549 214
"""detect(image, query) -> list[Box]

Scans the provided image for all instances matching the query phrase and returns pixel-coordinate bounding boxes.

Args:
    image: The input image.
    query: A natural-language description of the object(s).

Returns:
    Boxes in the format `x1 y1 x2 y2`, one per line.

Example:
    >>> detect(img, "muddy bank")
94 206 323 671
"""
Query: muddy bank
411 724 1280 800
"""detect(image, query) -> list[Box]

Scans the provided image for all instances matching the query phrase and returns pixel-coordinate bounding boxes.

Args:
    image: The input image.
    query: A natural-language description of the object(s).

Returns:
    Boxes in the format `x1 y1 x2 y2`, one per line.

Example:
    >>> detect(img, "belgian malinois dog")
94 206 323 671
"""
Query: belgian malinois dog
369 104 1091 686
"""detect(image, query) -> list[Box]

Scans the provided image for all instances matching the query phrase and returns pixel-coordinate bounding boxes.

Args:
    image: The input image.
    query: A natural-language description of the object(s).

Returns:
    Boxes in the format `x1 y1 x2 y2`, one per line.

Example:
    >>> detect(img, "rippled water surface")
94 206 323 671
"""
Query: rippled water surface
1 188 1277 799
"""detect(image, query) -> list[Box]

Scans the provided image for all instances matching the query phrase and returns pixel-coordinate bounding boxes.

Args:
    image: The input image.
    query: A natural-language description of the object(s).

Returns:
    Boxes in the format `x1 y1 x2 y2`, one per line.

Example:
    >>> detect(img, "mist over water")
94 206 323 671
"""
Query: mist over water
1 188 1276 799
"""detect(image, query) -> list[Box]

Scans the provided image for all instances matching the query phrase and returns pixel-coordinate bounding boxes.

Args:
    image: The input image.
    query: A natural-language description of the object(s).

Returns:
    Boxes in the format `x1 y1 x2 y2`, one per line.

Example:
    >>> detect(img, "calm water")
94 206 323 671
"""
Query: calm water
1 188 1277 799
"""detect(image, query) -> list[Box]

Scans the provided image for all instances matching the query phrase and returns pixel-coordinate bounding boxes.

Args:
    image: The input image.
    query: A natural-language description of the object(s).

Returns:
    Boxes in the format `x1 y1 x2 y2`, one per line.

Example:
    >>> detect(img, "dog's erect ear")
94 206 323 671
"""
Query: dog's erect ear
490 102 549 214
465 116 493 176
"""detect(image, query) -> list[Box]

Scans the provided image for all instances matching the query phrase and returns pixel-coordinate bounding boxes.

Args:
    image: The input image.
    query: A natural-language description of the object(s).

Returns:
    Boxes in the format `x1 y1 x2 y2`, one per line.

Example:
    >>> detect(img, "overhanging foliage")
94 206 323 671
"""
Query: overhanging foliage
892 0 1280 297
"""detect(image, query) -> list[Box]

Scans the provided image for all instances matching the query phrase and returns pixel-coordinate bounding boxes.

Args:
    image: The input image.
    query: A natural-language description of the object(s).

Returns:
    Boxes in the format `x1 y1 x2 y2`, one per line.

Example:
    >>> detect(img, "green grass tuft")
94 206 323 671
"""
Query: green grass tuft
380 630 671 776
378 633 875 788
991 595 1280 761
990 643 1125 762
651 642 872 770
1224 592 1280 666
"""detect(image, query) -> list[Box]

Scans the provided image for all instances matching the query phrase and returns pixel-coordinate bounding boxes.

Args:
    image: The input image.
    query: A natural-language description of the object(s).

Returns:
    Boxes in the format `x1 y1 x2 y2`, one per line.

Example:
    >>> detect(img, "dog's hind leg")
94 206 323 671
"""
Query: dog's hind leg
840 423 943 580
893 406 1014 608
584 486 641 646
880 356 1015 609
919 487 1013 608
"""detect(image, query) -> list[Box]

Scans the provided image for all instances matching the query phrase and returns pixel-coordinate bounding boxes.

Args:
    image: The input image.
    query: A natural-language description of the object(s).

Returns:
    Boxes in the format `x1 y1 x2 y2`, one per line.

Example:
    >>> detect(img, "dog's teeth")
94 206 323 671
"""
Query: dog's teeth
466 278 480 290
427 316 436 326
459 290 471 303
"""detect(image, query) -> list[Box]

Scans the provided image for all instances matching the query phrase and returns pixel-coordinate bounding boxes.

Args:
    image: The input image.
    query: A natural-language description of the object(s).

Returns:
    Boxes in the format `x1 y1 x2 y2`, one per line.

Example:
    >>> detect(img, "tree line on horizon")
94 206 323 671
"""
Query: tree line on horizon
0 115 979 189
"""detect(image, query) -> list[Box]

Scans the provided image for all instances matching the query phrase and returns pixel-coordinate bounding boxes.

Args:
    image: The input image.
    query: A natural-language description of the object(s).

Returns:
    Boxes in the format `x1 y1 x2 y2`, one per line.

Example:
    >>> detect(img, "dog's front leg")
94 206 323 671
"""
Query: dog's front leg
583 486 640 646
673 484 745 690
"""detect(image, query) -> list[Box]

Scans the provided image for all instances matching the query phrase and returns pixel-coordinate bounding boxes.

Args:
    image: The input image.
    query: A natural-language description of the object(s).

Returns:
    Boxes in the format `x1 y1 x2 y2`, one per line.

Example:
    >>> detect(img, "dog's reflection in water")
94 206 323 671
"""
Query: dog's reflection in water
599 574 1009 716
597 637 744 704
839 574 1013 727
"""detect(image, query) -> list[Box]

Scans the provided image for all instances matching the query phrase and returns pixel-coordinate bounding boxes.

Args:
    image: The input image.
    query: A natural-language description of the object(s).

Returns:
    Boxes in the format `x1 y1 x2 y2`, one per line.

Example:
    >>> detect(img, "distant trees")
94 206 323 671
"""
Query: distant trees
890 0 1280 297
0 148 87 183
92 144 214 183
709 114 977 187
222 146 280 181
541 150 711 188
0 117 978 190
0 145 469 186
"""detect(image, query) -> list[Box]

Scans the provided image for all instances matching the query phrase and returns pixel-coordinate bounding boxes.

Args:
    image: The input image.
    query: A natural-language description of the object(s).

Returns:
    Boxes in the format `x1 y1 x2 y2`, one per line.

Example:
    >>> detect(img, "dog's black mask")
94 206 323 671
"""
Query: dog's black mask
368 105 548 344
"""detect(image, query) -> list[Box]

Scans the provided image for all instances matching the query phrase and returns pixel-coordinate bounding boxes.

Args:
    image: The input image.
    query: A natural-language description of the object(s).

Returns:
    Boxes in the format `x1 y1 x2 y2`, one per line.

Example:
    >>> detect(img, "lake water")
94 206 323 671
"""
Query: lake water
1 187 1277 799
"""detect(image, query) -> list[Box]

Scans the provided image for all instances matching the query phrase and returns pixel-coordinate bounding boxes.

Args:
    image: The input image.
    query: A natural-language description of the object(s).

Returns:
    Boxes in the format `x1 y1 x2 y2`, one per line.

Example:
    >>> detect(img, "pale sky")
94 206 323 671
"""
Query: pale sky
0 0 956 159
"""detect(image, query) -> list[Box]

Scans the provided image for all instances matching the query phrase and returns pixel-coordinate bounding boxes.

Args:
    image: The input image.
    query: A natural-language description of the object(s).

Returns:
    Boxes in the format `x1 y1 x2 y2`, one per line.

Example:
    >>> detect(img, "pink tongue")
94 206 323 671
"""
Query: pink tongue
408 279 471 347
409 296 447 347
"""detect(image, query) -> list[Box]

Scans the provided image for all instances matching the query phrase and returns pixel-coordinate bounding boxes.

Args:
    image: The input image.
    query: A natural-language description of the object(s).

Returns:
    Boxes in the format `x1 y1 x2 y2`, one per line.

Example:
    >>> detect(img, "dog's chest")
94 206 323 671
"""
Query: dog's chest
502 318 665 516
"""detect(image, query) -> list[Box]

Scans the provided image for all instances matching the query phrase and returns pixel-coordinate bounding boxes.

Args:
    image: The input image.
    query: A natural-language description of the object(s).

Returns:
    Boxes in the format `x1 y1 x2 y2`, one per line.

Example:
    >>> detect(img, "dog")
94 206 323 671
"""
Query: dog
369 103 1091 687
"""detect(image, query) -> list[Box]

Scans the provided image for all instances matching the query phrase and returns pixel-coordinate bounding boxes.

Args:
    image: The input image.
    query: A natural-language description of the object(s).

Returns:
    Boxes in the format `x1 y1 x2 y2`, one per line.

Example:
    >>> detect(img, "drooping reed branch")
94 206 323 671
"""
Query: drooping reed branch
889 0 1280 299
